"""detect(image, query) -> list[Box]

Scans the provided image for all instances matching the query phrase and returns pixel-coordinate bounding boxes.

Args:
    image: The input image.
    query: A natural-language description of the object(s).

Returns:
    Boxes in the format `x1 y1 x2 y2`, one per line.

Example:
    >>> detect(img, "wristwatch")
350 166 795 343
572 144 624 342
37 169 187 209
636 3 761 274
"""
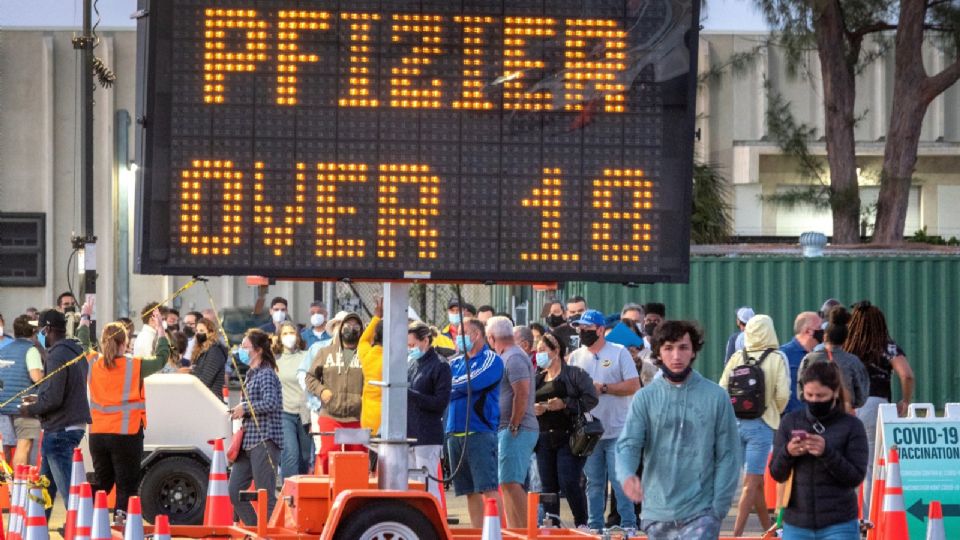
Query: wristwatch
509 423 520 434
601 383 608 394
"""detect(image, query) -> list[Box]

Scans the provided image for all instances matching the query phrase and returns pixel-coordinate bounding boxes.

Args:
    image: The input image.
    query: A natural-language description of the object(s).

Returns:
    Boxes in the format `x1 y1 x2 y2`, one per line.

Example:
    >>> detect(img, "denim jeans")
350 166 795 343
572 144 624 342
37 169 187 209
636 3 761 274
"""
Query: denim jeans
40 429 85 515
536 439 588 527
584 437 636 529
280 412 312 479
783 519 860 540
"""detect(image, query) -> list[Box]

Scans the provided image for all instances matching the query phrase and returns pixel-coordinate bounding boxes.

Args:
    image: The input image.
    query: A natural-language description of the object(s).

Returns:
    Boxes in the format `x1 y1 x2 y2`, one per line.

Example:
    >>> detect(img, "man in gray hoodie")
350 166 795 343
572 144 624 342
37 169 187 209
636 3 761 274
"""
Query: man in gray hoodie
305 311 364 473
616 320 741 539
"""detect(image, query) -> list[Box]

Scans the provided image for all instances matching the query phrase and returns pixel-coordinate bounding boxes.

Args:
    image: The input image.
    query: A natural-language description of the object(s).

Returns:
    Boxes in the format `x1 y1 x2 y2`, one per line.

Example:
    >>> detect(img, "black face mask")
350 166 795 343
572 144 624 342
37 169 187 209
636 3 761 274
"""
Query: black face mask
568 313 582 323
546 315 566 328
341 327 361 346
643 322 658 337
578 329 600 347
812 329 825 344
183 326 196 339
660 364 692 383
807 398 835 418
195 333 207 345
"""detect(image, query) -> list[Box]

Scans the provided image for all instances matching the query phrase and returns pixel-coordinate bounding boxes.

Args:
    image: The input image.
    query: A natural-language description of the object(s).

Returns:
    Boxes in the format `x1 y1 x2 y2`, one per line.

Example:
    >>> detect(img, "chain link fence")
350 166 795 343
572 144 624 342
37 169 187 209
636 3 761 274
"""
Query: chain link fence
328 282 497 327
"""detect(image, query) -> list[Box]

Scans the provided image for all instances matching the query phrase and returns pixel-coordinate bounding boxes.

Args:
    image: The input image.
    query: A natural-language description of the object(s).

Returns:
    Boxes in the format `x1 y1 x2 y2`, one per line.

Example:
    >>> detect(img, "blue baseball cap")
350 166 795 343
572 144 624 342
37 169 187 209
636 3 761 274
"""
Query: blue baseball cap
570 309 605 328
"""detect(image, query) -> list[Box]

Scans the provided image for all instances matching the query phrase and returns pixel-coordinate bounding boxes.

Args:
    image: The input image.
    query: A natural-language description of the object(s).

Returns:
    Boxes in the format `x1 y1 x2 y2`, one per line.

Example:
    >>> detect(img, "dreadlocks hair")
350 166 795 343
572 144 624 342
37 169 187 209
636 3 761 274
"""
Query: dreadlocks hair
843 301 891 367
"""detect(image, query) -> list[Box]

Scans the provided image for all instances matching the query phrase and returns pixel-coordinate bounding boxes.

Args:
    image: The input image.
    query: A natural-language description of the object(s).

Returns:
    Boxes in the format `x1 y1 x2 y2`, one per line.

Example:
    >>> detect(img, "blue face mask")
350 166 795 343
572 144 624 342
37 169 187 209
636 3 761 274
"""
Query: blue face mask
237 348 251 365
457 334 473 353
448 313 462 325
37 330 46 349
535 351 552 369
408 347 424 363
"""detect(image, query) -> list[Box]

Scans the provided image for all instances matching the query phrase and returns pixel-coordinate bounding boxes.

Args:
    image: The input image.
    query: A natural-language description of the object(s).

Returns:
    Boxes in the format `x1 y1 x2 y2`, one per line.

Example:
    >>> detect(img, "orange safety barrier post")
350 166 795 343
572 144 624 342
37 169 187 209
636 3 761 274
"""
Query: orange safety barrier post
762 452 777 512
436 462 447 514
526 492 539 539
866 456 885 540
879 447 908 540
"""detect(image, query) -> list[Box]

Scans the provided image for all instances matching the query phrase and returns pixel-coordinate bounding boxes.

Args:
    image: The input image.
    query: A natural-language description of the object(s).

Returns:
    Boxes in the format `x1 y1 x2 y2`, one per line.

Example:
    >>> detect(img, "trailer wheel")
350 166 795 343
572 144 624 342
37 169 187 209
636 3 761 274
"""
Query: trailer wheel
333 501 437 540
140 456 208 525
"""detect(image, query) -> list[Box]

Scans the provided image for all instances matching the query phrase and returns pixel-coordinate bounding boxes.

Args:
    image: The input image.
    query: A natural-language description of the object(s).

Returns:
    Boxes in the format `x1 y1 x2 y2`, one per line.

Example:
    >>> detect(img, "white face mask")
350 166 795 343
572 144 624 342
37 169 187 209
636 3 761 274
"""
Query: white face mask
162 321 168 330
281 334 298 350
272 310 286 324
310 313 326 327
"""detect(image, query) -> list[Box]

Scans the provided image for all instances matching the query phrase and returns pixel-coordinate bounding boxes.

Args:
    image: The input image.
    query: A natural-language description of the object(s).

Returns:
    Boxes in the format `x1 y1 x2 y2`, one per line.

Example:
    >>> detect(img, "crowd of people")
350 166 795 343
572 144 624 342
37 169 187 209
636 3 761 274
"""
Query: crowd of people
0 290 915 539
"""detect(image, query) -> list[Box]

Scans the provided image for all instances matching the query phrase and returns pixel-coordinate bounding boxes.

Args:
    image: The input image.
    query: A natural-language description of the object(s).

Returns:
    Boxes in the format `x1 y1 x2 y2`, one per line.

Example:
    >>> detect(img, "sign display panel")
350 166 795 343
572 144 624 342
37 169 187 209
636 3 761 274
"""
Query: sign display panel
136 0 699 282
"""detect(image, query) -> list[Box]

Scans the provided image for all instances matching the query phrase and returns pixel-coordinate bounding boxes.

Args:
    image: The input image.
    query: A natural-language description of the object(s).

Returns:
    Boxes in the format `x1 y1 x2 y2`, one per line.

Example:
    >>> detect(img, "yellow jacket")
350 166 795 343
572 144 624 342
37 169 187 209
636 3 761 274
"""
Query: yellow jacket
358 316 383 434
719 314 791 430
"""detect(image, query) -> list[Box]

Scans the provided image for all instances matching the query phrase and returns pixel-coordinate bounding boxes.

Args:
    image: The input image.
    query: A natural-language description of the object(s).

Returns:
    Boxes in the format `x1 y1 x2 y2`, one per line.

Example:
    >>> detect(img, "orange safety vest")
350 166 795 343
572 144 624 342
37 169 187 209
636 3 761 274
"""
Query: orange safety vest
89 356 146 434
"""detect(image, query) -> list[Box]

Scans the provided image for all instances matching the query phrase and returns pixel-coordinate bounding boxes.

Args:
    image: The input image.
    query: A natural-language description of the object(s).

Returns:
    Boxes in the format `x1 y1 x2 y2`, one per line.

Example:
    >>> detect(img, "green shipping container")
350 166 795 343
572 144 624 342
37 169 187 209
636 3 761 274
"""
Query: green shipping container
541 255 960 408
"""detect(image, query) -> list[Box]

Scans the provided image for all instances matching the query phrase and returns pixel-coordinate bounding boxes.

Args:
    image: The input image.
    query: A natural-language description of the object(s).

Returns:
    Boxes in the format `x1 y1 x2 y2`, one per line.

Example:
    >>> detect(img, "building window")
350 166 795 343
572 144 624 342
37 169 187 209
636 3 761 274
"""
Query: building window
0 213 45 287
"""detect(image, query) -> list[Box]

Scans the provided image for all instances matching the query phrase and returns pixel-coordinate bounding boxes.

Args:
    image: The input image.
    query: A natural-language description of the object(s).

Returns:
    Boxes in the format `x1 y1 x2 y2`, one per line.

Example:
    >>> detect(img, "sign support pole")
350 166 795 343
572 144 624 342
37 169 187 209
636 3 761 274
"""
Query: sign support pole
378 282 411 490
73 0 97 308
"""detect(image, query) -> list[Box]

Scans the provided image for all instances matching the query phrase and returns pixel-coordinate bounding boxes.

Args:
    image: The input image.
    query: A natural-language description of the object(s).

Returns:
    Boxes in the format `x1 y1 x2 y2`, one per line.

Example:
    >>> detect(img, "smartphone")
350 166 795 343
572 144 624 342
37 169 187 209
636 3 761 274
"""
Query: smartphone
791 429 809 441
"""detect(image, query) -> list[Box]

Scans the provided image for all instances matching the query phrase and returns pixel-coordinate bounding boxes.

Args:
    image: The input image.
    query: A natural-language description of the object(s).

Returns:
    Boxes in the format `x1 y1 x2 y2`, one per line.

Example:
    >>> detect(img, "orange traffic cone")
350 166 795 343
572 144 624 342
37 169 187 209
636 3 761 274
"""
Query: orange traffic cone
153 515 171 540
23 472 48 540
481 497 502 540
74 484 93 540
879 448 908 539
927 500 946 540
203 438 233 526
65 448 86 540
123 496 144 540
90 491 111 540
867 457 886 540
7 465 24 540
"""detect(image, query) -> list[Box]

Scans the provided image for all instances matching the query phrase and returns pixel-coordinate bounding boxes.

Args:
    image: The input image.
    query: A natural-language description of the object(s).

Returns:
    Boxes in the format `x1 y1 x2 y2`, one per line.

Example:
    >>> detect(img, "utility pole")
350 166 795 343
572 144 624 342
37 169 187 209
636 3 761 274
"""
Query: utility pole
73 0 97 308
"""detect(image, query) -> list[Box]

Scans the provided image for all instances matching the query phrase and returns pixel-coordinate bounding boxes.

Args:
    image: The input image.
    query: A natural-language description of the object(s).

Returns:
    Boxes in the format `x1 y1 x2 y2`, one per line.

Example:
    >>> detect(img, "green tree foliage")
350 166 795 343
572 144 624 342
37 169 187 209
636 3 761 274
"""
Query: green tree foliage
691 162 733 244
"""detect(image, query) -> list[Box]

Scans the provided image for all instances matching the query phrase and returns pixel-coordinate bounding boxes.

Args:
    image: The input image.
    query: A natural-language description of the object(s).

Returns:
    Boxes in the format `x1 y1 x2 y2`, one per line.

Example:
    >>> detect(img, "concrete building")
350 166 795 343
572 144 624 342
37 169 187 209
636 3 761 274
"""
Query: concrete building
1 28 957 322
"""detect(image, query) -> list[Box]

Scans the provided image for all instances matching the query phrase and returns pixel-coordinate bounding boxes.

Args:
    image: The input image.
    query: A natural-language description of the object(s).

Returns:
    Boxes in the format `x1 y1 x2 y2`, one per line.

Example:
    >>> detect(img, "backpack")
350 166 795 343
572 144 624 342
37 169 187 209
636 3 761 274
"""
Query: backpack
727 348 774 419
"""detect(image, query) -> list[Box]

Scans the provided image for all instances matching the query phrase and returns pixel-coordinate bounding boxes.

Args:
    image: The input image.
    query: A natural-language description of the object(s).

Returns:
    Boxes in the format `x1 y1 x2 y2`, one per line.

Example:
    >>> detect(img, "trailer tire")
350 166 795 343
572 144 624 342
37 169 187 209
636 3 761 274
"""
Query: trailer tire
333 501 437 540
140 456 208 525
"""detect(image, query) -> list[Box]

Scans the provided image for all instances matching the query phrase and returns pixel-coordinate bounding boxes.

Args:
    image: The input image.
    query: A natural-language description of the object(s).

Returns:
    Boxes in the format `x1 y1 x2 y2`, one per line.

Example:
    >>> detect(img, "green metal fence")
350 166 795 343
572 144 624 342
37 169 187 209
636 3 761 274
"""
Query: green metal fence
500 255 960 407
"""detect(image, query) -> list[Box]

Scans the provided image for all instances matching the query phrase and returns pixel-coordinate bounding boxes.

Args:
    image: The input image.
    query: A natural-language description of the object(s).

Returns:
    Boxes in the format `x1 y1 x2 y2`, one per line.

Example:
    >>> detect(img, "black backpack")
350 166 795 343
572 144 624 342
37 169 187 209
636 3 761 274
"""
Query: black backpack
727 348 774 419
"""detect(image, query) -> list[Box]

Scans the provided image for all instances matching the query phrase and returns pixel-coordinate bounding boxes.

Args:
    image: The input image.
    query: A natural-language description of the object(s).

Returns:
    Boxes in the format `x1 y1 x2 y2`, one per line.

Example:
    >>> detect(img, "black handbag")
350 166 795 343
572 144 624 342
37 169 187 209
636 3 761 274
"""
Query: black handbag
569 401 604 457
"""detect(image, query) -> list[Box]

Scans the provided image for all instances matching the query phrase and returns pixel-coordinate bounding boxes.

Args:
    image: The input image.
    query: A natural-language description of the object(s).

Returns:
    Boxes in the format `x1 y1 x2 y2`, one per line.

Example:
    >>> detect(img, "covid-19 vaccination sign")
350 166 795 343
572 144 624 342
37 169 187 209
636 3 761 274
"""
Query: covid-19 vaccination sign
878 403 960 539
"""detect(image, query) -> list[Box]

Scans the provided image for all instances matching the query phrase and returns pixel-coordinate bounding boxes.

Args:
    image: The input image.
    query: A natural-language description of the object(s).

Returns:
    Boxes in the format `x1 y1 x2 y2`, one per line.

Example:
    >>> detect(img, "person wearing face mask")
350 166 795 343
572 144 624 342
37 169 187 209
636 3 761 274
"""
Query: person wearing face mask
406 321 452 503
640 302 665 350
87 321 170 524
19 309 92 516
274 321 312 480
797 307 870 412
542 300 578 351
769 361 868 539
190 318 227 399
181 311 202 359
228 329 283 526
719 314 791 537
617 321 741 540
780 312 824 413
533 333 598 528
304 311 365 474
259 296 290 335
300 301 329 350
568 309 641 533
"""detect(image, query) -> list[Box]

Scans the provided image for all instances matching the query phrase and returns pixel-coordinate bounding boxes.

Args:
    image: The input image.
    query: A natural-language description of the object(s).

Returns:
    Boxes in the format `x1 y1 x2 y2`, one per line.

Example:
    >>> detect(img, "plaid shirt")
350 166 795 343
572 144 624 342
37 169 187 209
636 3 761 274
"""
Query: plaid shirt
241 365 284 450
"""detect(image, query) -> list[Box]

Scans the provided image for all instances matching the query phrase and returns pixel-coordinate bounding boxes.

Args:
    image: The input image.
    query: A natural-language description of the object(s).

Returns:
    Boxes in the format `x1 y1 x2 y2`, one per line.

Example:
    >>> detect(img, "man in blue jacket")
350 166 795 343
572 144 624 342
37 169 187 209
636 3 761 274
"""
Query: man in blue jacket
445 318 504 528
616 320 741 539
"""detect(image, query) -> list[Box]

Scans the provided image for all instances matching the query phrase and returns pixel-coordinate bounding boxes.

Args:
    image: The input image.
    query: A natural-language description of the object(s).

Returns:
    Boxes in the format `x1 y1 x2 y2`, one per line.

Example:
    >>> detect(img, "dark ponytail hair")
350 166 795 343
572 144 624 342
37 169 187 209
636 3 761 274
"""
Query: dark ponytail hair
825 306 851 346
408 321 436 342
245 328 277 370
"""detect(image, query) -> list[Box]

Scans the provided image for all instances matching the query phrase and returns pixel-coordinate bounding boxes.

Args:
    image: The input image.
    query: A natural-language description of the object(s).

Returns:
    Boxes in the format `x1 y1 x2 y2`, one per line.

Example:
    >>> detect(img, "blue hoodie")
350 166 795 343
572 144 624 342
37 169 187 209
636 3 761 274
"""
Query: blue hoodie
445 345 504 434
615 370 741 522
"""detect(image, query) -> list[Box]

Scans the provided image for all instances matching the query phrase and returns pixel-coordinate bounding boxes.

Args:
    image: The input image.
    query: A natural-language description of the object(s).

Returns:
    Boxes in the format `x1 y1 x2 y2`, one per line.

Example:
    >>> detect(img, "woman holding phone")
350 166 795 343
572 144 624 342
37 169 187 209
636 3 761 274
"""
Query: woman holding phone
769 361 868 539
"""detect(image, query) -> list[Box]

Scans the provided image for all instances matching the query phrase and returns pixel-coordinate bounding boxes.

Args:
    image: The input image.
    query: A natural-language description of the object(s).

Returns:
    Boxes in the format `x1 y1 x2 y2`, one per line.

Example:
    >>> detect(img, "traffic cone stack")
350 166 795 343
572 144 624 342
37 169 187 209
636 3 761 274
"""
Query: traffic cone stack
65 448 86 540
74 484 93 540
879 447 908 540
203 438 233 526
481 497 502 540
867 457 886 540
926 500 945 540
123 497 144 540
153 515 171 540
23 472 48 540
90 491 111 540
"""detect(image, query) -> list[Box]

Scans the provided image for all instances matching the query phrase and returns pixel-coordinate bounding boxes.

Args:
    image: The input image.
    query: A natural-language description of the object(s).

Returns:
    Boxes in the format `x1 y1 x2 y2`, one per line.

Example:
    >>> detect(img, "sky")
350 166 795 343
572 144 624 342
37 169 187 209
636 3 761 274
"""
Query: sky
0 0 771 31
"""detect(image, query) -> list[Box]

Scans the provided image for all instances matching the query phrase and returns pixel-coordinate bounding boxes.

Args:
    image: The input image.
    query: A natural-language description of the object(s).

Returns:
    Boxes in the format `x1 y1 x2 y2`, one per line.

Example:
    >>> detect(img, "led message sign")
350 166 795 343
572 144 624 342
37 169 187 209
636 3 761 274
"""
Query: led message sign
135 0 699 283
